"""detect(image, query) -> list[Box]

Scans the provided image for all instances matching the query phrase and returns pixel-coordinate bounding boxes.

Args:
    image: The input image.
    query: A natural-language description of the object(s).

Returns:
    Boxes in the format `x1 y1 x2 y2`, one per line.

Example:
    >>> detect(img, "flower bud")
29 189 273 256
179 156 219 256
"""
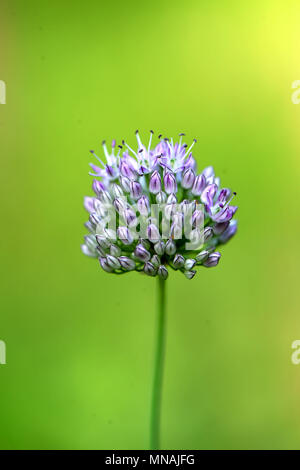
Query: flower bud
158 265 168 280
151 255 161 267
201 184 217 207
164 172 177 194
149 171 162 194
130 181 142 200
173 254 185 268
192 209 204 228
110 244 121 257
147 223 160 242
84 197 95 213
99 190 112 205
119 256 136 271
106 255 121 269
203 226 213 242
137 195 150 216
134 244 151 262
184 258 196 270
195 250 209 263
89 212 101 227
139 238 151 250
144 262 157 276
124 208 138 227
84 234 97 250
165 239 176 255
191 174 206 196
154 241 165 255
111 183 124 198
81 244 96 257
96 234 110 249
99 257 113 272
181 168 195 189
92 179 106 195
219 220 237 243
184 270 196 280
117 226 133 245
156 191 167 204
167 193 177 204
203 252 221 267
213 221 230 235
120 176 131 192
114 197 127 214
120 160 136 180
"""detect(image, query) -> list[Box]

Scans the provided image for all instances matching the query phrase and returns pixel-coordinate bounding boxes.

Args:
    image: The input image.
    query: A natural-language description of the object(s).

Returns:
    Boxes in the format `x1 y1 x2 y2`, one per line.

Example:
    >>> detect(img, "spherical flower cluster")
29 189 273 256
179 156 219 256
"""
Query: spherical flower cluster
81 131 238 280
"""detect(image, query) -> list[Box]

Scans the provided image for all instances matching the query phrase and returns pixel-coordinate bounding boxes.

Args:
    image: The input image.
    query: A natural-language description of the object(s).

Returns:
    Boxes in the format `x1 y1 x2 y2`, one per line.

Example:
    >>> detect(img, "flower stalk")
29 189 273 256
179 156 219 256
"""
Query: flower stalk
150 277 167 450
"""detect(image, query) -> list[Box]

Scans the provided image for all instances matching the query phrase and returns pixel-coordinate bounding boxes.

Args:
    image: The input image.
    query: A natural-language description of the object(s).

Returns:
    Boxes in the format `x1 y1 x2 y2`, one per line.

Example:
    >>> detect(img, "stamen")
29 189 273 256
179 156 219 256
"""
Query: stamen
183 139 196 158
90 151 105 168
125 141 138 158
135 130 143 148
102 140 110 161
148 130 153 154
178 133 185 147
223 192 237 209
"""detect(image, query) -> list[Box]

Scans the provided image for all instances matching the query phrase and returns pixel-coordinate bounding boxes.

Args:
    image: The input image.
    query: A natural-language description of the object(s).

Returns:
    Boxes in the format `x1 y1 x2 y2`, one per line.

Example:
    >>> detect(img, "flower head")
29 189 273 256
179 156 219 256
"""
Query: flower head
81 131 238 279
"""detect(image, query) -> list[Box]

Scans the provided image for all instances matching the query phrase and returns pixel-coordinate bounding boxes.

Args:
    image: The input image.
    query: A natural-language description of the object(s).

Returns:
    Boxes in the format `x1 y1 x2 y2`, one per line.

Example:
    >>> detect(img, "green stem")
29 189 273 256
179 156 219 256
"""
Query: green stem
150 277 167 450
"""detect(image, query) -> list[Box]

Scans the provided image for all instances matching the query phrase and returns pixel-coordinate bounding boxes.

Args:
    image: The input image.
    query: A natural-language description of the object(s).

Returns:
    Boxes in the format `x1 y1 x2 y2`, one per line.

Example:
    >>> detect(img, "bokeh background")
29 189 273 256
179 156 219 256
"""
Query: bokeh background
1 0 300 450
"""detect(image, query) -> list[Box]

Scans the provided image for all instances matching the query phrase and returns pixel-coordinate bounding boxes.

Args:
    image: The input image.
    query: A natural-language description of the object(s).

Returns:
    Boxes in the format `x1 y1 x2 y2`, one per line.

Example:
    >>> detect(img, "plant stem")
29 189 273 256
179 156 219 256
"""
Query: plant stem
150 277 167 450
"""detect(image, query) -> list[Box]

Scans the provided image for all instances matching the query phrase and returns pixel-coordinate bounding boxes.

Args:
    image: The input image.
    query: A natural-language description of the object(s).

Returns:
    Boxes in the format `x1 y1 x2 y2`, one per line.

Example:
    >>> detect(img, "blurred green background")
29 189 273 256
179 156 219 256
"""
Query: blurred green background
1 0 300 450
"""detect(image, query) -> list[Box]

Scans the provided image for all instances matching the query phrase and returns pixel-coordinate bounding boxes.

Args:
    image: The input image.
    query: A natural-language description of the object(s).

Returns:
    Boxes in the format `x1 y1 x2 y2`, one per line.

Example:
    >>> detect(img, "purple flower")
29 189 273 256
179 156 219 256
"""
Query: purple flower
82 131 238 279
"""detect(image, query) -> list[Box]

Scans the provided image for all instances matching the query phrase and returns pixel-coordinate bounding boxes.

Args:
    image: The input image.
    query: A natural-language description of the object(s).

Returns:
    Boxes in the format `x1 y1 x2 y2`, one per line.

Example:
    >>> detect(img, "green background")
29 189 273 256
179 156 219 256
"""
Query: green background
1 0 300 449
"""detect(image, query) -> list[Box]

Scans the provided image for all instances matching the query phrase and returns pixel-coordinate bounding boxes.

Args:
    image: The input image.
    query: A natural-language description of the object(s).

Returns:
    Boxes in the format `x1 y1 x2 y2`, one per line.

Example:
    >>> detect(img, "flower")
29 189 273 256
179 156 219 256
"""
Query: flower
81 131 238 279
